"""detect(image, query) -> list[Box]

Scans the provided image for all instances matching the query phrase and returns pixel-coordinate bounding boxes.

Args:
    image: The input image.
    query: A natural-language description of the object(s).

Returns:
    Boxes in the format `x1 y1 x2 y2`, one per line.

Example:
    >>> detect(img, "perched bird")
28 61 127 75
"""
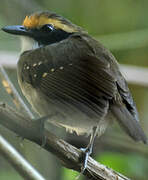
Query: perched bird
2 11 147 170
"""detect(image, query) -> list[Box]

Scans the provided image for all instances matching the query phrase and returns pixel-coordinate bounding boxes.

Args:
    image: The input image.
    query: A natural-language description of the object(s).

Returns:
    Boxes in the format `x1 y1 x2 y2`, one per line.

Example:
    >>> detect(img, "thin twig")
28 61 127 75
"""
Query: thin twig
0 65 34 118
0 134 45 180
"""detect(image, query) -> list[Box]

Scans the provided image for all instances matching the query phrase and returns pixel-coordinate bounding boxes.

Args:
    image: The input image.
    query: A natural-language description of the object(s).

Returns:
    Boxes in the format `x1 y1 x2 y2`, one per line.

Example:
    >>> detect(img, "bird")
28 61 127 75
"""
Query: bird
2 11 147 171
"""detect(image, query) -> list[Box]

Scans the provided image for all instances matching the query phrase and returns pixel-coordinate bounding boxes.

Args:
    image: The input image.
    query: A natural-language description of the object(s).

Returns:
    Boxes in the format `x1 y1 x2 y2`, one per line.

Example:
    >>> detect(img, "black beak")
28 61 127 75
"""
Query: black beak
2 25 33 36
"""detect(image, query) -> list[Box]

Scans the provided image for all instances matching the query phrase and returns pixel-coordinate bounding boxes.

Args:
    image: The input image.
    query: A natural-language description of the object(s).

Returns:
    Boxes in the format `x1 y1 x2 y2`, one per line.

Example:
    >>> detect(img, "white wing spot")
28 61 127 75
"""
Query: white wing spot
42 72 48 77
33 63 37 67
51 68 55 72
59 66 64 70
69 63 73 66
34 74 37 77
38 61 43 65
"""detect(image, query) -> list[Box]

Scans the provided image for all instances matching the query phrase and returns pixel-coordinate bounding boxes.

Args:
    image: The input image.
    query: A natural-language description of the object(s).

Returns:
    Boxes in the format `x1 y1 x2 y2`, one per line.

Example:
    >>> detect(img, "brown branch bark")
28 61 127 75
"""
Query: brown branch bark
0 103 130 180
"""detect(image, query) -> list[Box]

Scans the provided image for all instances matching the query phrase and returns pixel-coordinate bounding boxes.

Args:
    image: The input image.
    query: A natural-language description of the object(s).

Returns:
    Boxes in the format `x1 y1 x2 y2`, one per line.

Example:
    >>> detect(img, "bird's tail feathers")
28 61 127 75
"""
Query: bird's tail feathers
111 105 147 144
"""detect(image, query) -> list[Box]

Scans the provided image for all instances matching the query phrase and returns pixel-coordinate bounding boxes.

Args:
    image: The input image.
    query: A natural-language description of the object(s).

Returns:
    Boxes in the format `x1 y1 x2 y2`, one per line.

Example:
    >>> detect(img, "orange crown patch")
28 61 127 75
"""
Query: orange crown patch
23 15 39 28
22 14 78 32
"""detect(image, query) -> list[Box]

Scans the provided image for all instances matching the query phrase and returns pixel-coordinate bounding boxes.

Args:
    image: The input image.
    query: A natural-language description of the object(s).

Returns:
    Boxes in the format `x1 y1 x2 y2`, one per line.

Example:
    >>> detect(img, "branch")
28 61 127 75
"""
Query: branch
0 134 45 180
0 103 130 180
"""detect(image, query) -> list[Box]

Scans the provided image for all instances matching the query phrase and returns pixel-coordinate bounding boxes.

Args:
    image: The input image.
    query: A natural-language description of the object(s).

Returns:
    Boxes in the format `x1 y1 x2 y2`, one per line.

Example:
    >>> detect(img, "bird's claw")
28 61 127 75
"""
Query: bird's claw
80 147 92 173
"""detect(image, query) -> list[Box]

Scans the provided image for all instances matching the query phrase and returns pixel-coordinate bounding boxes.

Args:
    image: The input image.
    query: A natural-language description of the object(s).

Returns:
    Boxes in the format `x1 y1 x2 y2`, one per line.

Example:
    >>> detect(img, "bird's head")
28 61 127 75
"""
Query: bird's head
2 11 83 52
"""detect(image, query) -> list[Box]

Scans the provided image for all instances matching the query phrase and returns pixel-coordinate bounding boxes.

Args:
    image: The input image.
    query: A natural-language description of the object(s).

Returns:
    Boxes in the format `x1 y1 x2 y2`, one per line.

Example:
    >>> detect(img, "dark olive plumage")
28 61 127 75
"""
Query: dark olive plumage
16 31 147 143
2 11 147 154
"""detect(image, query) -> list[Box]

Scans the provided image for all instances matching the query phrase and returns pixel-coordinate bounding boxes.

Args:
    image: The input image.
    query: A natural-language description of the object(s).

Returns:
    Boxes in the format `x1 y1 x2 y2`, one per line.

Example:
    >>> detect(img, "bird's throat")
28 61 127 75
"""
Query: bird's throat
20 36 40 52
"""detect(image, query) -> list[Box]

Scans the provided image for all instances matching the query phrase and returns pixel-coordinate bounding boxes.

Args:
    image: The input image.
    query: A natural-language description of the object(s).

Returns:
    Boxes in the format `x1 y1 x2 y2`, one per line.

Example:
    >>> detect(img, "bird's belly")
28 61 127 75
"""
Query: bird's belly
20 81 110 136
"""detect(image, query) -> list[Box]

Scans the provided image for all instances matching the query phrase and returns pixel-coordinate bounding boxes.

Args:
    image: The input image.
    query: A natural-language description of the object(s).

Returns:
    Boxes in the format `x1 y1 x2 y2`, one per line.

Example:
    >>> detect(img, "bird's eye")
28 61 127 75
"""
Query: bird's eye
41 24 54 32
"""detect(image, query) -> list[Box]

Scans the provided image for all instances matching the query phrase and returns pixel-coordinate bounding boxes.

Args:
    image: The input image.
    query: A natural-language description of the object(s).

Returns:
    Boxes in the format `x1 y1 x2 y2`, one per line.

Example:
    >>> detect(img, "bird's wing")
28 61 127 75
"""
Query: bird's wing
19 33 147 143
19 34 116 120
86 36 147 143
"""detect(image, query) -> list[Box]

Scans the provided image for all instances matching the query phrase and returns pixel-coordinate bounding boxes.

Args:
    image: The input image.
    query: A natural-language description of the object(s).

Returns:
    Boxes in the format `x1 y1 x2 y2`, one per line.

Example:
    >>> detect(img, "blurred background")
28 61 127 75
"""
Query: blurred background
0 0 148 179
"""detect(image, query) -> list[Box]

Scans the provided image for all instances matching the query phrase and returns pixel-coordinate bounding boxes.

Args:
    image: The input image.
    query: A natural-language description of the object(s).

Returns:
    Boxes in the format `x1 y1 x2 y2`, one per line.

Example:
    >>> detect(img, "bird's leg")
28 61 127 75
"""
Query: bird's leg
80 126 98 173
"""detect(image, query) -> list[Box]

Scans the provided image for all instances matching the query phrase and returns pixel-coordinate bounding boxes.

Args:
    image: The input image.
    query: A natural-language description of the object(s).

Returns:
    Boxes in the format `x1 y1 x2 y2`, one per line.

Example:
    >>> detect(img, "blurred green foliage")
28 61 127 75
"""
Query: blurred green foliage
97 152 148 179
0 171 22 180
0 0 148 180
61 168 82 180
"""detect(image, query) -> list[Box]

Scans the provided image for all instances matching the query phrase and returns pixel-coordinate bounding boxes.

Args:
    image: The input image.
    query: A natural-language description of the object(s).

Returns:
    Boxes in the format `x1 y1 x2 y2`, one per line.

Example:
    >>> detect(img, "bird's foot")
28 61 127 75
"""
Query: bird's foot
80 146 92 173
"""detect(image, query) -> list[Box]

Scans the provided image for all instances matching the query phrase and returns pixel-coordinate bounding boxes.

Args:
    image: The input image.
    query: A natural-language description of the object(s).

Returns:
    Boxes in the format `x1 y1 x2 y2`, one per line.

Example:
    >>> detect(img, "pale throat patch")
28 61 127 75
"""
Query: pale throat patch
20 36 40 52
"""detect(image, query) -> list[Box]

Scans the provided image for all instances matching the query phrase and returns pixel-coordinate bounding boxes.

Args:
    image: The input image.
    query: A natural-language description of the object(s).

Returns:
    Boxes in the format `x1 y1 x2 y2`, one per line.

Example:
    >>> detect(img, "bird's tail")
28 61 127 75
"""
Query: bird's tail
111 105 147 144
